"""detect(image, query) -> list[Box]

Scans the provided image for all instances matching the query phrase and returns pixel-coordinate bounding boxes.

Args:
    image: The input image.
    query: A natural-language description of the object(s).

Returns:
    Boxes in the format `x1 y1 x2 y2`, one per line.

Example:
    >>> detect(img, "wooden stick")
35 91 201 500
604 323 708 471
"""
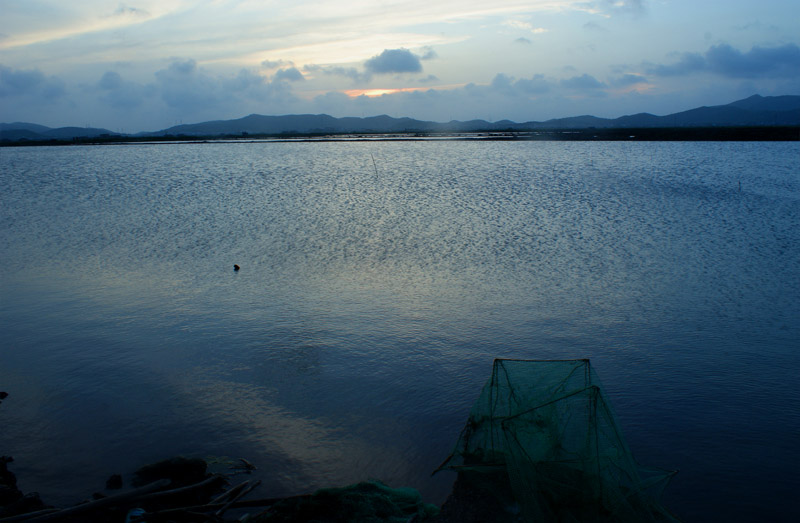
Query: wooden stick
215 480 261 518
25 479 171 521
0 508 60 522
142 493 313 518
209 478 249 505
142 475 224 501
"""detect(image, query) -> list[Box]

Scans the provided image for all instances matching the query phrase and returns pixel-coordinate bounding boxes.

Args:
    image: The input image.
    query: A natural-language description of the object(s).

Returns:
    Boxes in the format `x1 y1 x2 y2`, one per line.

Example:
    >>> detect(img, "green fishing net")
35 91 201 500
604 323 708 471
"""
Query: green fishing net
435 359 678 522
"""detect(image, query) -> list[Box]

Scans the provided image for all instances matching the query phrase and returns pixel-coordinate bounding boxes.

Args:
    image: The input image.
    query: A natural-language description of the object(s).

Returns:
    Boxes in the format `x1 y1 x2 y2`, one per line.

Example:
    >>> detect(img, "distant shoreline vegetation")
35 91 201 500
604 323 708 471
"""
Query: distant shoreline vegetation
2 126 798 146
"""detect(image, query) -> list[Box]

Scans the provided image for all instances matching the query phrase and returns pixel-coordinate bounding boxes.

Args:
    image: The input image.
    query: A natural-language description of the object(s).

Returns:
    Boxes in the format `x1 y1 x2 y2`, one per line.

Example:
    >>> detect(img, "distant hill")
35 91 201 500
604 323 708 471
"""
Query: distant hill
0 124 119 142
726 94 800 112
2 94 798 143
0 122 52 134
144 94 800 136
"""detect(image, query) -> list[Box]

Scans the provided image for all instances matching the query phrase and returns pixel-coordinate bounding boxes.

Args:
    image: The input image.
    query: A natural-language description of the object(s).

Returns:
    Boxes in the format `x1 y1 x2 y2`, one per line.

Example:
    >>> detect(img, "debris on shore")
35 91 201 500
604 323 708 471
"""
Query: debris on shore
0 389 441 522
0 453 439 522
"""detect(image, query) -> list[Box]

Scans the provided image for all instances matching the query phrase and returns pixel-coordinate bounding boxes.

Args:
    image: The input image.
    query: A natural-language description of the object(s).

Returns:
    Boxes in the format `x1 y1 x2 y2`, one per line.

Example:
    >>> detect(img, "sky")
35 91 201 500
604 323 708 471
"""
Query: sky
1 0 798 132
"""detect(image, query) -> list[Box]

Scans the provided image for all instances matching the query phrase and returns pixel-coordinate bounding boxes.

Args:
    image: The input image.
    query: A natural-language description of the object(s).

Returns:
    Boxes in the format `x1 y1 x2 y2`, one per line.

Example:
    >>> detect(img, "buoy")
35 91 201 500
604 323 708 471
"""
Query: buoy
234 264 240 271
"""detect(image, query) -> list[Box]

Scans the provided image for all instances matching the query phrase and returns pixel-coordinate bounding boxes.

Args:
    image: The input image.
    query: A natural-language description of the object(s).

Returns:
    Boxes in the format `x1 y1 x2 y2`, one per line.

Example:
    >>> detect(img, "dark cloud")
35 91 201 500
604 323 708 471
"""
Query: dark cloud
514 37 532 45
155 60 222 110
312 91 351 113
166 59 198 75
0 64 65 98
225 69 268 91
648 43 800 78
516 74 551 94
96 71 155 109
364 49 422 74
706 43 800 77
583 22 607 32
610 73 647 87
273 67 304 82
492 73 515 90
417 74 439 83
0 65 45 96
420 47 438 60
98 71 123 90
303 64 369 83
561 73 606 89
647 51 704 76
304 48 426 85
151 60 301 118
262 59 294 69
490 73 552 95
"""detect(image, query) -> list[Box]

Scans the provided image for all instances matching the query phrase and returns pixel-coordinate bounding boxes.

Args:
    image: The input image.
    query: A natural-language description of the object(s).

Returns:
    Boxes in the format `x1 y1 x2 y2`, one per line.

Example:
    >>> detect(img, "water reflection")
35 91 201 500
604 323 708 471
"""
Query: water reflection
1 141 799 520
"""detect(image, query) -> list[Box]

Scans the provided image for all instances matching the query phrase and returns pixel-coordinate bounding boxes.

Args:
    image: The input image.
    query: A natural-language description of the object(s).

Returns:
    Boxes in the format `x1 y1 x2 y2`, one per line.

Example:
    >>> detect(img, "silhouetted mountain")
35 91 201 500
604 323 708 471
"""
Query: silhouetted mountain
144 94 798 136
3 94 798 143
42 127 119 139
0 122 52 133
1 123 119 142
608 113 662 127
726 94 800 112
0 129 46 141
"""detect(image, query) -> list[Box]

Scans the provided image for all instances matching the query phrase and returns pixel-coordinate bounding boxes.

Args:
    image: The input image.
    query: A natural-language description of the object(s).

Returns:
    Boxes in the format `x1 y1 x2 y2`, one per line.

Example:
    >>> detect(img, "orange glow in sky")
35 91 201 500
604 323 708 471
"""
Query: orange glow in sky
344 87 422 98
343 84 465 98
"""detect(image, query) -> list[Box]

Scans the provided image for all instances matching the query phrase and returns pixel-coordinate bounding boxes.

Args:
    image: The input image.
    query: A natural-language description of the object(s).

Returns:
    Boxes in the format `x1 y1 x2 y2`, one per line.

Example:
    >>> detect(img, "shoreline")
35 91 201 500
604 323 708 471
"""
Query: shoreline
2 125 799 146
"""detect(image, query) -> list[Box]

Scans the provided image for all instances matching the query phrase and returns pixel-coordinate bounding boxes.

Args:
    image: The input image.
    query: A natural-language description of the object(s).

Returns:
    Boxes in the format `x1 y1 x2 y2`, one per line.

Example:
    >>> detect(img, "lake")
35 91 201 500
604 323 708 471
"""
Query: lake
1 140 798 521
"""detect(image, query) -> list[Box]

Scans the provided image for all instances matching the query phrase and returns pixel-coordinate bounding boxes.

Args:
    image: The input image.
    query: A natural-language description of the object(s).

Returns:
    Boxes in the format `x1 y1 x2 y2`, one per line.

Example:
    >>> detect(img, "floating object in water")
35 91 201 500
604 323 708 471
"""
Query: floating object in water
233 264 240 271
230 458 256 474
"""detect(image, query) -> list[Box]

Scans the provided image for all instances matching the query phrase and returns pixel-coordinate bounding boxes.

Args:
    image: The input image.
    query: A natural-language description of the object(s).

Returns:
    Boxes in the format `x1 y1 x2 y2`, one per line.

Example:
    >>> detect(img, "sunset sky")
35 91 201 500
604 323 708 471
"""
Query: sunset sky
1 0 798 132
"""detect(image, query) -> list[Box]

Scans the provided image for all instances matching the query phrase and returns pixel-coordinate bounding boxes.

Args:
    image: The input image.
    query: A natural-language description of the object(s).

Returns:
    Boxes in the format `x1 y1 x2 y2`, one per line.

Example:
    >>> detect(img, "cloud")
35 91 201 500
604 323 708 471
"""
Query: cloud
516 74 551 94
503 20 548 34
417 74 440 83
95 70 155 109
491 73 515 90
303 64 368 83
153 59 300 116
419 47 438 60
0 64 65 98
98 71 123 90
490 73 553 95
154 60 216 110
648 43 800 78
108 5 150 18
273 67 304 82
561 73 606 89
0 65 46 96
165 59 198 75
308 72 609 123
583 22 607 32
646 51 703 76
587 0 646 16
304 49 427 84
706 43 800 78
364 49 422 74
225 69 269 91
610 73 647 87
262 59 294 69
515 37 532 45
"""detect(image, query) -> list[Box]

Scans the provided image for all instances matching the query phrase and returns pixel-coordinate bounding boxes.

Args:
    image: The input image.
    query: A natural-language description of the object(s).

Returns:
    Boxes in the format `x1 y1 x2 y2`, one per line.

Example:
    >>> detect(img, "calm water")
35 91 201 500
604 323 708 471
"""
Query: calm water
1 140 798 521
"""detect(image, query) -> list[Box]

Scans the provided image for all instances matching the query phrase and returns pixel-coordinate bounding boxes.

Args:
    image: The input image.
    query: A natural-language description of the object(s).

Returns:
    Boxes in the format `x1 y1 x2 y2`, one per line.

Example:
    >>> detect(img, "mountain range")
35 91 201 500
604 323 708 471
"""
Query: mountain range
2 94 798 142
